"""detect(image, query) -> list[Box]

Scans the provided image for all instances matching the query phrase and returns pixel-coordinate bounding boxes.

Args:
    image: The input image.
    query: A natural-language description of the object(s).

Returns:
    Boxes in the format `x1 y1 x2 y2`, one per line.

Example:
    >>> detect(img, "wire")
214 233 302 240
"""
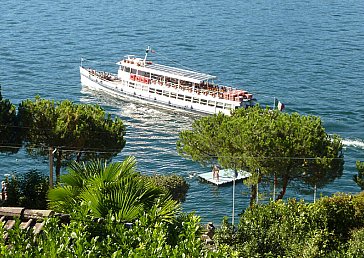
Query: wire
0 144 124 154
0 124 126 137
0 144 344 160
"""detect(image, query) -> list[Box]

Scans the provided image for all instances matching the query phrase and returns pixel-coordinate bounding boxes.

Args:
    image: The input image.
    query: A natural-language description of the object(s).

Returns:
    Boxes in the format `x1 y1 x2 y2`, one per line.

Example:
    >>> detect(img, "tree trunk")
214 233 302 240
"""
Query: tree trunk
276 175 289 200
76 151 82 163
250 172 262 206
55 149 62 183
273 174 277 201
250 184 257 206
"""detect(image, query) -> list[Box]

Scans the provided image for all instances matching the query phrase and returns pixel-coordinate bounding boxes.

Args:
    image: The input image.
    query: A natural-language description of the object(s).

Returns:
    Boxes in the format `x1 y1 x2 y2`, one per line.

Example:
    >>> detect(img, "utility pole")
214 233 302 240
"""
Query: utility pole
49 147 57 188
232 170 236 226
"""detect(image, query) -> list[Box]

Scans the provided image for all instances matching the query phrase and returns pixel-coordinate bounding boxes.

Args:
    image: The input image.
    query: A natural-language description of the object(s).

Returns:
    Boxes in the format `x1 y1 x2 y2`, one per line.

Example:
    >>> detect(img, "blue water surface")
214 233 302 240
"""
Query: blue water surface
1 0 363 224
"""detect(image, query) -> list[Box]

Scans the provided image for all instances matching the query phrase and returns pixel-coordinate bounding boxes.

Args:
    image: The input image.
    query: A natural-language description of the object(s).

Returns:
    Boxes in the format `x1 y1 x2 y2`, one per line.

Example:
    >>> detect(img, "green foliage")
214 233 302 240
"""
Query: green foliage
214 193 364 257
0 86 21 153
177 106 344 201
5 191 364 257
346 228 364 257
233 199 332 257
144 174 190 202
48 158 180 224
18 96 126 181
0 212 225 257
315 193 364 241
214 216 236 247
354 161 364 190
4 170 49 209
177 113 226 166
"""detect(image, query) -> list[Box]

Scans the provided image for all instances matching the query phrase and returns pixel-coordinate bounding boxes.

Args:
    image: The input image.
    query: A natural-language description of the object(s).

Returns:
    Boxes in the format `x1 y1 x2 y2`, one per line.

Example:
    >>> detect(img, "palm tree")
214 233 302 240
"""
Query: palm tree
48 157 180 223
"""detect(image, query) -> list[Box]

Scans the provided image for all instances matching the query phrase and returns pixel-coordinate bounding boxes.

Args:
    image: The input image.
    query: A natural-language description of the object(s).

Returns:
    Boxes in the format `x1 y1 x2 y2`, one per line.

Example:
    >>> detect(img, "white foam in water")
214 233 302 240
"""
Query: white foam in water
342 139 364 149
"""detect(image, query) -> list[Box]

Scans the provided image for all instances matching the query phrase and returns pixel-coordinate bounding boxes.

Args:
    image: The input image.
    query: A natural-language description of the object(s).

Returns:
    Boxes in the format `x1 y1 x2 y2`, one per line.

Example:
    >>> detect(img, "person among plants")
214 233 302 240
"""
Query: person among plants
1 180 7 200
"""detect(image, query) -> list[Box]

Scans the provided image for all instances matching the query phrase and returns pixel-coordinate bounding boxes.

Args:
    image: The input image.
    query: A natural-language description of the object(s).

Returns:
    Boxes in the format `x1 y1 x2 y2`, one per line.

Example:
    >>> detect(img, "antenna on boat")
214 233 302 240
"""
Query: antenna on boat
144 46 151 64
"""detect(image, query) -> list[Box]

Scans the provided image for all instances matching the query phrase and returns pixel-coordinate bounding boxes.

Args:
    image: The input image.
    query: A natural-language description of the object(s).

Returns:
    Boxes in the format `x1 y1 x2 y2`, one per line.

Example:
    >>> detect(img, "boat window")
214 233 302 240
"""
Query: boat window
131 68 137 74
185 96 192 102
224 103 232 109
170 93 176 98
208 100 216 107
124 67 131 73
149 87 155 93
142 85 148 91
151 74 159 80
177 94 184 100
193 97 199 103
200 99 207 105
137 71 147 77
216 102 224 108
163 91 169 96
156 89 162 95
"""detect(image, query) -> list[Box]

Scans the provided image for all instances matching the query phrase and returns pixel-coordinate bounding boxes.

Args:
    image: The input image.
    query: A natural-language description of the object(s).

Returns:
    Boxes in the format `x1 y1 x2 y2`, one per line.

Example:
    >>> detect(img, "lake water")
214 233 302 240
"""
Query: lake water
1 0 363 224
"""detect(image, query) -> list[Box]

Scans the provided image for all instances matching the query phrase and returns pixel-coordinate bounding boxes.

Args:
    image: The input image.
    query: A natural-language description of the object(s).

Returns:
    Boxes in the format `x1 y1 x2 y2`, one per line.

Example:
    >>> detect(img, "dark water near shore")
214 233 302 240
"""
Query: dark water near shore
1 0 363 224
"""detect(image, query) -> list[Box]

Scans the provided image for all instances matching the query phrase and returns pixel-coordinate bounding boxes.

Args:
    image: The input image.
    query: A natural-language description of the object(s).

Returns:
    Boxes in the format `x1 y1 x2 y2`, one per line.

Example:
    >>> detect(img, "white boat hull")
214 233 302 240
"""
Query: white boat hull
80 66 236 115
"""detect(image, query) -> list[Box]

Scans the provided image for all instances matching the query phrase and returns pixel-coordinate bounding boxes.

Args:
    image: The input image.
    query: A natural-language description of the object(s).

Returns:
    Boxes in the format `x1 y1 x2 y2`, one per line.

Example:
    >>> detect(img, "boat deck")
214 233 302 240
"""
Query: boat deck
198 169 251 186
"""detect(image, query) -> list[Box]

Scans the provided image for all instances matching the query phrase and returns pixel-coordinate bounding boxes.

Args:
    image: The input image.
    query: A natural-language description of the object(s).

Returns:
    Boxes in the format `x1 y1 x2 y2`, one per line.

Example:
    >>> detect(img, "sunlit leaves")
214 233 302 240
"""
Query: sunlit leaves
48 158 180 224
0 87 22 153
177 106 344 200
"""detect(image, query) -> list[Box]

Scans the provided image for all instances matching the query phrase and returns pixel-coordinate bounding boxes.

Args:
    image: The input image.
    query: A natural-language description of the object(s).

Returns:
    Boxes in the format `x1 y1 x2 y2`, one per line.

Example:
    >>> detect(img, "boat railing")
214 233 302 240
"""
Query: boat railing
90 67 253 102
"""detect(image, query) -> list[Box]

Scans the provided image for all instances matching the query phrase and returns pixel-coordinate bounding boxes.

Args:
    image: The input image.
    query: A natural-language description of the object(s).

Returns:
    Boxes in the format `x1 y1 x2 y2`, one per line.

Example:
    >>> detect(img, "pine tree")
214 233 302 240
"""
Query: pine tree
354 161 364 190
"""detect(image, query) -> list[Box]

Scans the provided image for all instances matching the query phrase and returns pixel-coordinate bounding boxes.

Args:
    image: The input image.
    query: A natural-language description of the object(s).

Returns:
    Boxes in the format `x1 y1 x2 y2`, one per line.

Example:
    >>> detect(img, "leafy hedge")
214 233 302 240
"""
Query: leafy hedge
5 170 49 209
214 192 364 257
0 212 230 257
143 174 189 203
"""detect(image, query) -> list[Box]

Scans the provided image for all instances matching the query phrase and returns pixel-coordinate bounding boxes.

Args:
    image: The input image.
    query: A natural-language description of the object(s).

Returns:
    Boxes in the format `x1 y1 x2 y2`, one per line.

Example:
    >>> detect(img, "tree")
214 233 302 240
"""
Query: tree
237 109 344 200
48 158 180 223
354 161 364 190
177 113 226 167
144 174 190 202
5 170 49 209
18 97 126 182
177 106 344 202
0 85 22 153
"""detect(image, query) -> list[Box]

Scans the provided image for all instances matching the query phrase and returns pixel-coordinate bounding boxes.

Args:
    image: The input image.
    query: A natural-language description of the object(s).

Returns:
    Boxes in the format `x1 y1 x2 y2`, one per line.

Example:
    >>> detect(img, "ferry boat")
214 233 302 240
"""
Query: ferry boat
80 47 256 115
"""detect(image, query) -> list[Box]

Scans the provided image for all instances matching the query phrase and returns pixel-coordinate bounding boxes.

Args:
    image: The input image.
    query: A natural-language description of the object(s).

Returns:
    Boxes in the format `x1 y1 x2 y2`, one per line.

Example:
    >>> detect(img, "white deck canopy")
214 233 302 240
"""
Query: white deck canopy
146 63 216 83
118 59 217 83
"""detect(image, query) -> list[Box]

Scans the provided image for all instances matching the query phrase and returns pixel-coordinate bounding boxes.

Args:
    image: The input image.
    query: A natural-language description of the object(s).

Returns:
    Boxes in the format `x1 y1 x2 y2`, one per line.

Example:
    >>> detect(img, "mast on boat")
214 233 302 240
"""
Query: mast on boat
143 46 151 64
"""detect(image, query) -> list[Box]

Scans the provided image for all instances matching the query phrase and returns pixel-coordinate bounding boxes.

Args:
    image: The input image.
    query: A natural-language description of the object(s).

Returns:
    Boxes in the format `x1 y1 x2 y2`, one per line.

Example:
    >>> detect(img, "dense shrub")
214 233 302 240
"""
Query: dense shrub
315 193 364 241
5 170 49 209
0 212 230 257
215 193 364 257
346 228 364 257
144 174 189 202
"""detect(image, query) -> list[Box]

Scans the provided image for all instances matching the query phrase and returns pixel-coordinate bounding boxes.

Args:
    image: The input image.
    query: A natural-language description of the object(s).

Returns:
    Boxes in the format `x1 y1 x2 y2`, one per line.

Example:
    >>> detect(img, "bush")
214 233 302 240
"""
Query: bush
233 199 332 257
315 193 364 241
0 211 230 257
144 174 189 202
214 193 364 257
5 170 49 209
346 228 364 257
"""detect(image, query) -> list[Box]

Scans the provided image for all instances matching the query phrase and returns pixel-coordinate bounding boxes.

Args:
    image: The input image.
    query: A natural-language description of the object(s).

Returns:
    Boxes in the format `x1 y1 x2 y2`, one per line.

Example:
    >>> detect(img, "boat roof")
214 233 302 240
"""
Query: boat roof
146 63 216 83
118 59 217 83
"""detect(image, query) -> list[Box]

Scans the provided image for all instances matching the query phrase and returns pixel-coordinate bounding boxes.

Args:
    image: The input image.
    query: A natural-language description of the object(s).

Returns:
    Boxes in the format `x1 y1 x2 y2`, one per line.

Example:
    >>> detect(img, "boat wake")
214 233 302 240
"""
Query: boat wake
342 138 364 149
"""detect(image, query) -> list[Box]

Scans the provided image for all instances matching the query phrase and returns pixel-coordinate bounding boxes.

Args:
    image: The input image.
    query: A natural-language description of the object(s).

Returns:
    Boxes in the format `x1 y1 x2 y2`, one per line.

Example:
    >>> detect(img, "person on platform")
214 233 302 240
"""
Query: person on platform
212 165 220 182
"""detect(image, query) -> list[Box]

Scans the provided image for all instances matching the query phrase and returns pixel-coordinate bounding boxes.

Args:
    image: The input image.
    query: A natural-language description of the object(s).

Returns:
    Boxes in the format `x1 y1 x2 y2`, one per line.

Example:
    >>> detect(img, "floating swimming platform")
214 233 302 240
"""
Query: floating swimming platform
198 169 251 186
